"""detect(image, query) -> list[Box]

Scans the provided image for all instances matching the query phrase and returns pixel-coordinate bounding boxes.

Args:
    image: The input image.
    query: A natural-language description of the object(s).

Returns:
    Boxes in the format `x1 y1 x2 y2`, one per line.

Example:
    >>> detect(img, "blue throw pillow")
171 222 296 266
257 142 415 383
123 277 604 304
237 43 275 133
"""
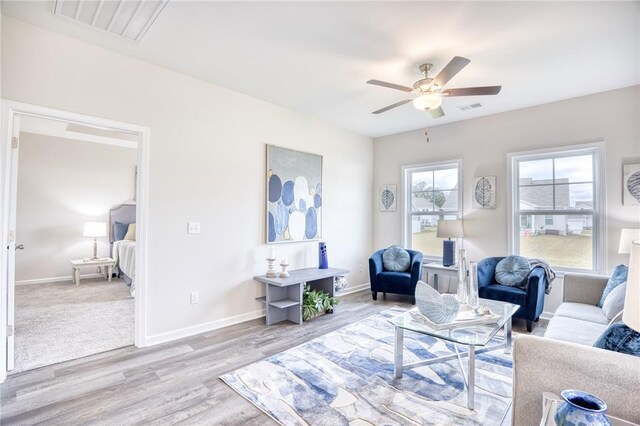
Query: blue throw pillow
113 221 130 241
593 322 640 357
495 256 531 286
383 246 411 272
597 264 629 307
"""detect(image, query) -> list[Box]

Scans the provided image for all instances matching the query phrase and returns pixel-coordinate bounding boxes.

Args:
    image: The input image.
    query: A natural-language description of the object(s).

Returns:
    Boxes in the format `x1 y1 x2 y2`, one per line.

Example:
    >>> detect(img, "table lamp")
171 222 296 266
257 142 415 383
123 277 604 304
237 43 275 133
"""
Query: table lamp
436 219 464 267
83 221 107 260
618 229 640 254
623 240 640 332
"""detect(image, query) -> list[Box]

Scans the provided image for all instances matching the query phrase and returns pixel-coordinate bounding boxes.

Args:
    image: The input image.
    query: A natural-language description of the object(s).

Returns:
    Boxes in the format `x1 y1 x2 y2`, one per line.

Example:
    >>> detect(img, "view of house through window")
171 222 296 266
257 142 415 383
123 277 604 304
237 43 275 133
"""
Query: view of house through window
404 162 461 258
513 150 598 270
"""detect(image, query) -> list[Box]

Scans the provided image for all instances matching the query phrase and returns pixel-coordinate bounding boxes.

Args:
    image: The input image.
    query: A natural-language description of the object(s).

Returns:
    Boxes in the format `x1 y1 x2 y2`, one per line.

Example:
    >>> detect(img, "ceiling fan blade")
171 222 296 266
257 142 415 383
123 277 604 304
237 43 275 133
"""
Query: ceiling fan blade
429 106 445 119
372 99 413 114
441 86 502 97
432 56 471 87
367 79 413 93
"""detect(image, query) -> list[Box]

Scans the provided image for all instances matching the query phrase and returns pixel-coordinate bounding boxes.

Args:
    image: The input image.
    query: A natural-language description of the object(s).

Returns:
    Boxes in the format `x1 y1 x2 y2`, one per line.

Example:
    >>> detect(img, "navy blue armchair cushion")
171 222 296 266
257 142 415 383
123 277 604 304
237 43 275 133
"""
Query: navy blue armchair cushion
477 257 546 328
369 249 423 298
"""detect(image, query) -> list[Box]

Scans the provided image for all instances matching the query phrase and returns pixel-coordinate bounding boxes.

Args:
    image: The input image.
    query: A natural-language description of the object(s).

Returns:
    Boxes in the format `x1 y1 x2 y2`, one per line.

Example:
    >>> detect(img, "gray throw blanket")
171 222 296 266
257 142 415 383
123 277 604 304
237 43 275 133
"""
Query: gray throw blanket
527 258 556 294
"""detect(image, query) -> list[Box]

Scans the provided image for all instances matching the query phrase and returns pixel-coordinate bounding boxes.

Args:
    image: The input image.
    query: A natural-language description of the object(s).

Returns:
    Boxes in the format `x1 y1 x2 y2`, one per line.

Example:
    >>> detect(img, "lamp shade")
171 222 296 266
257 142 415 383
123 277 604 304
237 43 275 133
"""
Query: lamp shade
436 219 464 239
83 221 107 238
623 240 640 332
412 93 442 111
618 229 640 254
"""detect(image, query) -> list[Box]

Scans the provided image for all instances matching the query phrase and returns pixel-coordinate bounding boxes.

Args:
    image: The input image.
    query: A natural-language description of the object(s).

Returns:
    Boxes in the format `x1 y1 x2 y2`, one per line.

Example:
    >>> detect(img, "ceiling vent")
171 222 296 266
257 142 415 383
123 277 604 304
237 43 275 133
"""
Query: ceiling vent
53 0 169 43
458 103 483 111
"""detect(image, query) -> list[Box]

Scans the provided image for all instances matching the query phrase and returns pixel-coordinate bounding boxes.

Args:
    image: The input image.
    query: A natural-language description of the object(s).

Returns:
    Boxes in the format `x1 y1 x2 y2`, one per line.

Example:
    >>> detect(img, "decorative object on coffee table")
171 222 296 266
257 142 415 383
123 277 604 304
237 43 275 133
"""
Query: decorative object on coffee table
437 219 464 267
319 241 328 269
623 163 640 205
554 390 611 426
415 281 460 324
334 276 347 292
472 176 497 209
379 184 397 211
468 261 479 308
457 248 469 303
279 258 290 278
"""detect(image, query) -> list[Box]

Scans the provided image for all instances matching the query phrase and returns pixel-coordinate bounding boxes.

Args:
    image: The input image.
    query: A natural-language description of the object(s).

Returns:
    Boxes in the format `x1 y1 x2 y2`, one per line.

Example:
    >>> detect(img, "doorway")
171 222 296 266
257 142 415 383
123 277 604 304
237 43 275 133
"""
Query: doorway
0 101 150 381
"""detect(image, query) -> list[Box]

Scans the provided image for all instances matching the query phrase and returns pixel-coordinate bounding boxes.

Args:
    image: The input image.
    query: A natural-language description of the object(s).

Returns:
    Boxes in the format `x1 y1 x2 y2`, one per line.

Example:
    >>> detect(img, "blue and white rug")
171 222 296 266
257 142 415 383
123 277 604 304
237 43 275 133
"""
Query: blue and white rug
221 309 512 425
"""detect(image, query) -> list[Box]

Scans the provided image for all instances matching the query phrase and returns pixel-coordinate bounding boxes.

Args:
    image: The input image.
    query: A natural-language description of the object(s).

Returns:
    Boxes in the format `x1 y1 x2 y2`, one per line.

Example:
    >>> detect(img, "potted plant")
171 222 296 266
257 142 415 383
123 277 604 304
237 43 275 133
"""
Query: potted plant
302 283 339 321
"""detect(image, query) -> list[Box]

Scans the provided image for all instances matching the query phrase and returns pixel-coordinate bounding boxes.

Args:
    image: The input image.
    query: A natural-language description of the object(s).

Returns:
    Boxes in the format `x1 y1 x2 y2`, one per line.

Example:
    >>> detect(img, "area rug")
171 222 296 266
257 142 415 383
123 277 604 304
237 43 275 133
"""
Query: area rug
221 309 513 425
13 279 134 373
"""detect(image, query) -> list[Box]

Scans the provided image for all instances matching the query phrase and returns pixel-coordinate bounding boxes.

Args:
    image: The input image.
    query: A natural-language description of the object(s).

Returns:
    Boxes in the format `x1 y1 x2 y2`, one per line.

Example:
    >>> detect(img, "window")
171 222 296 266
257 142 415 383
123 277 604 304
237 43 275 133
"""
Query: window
509 145 603 272
403 160 462 258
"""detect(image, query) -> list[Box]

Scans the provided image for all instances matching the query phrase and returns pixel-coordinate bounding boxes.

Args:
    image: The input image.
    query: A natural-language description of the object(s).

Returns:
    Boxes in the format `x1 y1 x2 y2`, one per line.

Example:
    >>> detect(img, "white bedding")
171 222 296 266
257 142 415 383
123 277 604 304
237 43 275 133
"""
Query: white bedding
112 239 136 296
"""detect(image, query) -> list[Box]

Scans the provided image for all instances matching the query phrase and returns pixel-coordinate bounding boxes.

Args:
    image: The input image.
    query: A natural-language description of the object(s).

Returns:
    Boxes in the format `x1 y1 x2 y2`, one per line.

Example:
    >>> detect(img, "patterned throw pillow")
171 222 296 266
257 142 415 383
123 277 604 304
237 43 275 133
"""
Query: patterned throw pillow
597 264 628 308
495 256 531 286
382 246 411 272
593 322 640 357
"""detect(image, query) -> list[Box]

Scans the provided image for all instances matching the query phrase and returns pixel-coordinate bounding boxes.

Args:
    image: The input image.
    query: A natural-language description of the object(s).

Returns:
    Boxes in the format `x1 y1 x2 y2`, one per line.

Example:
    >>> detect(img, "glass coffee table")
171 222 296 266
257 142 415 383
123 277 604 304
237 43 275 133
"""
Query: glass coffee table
388 298 520 410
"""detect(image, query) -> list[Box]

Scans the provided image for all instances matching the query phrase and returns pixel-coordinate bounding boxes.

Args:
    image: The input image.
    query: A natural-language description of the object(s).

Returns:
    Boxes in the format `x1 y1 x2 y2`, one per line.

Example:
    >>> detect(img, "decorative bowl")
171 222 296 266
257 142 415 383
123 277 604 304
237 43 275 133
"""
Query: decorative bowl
415 281 460 324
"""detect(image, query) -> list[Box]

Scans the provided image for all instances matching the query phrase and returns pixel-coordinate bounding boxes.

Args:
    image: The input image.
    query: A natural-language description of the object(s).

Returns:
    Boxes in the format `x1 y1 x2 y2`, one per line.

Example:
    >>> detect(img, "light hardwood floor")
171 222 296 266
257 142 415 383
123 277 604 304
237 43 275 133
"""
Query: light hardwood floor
0 290 540 425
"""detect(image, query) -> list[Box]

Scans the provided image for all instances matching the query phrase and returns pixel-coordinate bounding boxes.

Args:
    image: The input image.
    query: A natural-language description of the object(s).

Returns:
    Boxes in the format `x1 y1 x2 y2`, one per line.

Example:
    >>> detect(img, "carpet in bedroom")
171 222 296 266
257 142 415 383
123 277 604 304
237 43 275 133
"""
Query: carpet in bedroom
13 278 134 373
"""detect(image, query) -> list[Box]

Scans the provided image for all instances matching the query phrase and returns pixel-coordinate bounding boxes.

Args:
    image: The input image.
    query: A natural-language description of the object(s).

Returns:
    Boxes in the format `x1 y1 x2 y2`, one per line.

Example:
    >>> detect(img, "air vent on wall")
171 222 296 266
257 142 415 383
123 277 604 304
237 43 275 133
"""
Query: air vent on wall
458 103 483 111
54 0 169 43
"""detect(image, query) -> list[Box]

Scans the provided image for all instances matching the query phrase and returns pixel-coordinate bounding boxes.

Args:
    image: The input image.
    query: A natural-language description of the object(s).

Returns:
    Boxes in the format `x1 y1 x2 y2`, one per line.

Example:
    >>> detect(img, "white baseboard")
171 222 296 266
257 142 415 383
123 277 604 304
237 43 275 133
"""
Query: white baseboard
336 283 370 296
16 273 104 286
145 308 267 347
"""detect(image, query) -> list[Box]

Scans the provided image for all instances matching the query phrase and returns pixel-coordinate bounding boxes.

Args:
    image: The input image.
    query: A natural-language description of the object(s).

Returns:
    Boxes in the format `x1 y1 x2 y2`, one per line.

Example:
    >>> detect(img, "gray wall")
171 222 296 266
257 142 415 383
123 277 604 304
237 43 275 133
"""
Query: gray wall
15 132 137 282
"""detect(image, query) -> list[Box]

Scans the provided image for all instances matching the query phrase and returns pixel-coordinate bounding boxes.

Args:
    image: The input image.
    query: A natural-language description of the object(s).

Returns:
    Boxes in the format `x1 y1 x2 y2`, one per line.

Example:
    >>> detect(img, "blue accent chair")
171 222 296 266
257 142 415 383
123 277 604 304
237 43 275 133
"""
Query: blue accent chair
369 249 423 302
477 257 547 332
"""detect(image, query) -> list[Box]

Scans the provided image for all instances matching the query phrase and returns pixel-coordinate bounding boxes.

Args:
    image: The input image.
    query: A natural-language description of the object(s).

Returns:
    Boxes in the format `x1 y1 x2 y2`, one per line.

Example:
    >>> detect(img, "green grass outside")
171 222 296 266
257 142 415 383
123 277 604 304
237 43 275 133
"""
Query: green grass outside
412 228 592 269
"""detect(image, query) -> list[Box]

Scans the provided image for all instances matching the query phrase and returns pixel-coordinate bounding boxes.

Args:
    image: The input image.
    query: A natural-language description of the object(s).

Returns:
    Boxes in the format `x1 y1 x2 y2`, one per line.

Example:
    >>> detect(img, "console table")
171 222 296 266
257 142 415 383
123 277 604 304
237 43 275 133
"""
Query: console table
424 262 458 293
253 267 349 325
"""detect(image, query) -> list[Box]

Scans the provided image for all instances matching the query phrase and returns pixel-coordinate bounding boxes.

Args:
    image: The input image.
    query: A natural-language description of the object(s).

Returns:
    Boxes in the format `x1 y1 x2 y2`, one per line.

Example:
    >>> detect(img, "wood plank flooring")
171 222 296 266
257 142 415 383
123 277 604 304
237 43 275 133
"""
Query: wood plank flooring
0 290 540 425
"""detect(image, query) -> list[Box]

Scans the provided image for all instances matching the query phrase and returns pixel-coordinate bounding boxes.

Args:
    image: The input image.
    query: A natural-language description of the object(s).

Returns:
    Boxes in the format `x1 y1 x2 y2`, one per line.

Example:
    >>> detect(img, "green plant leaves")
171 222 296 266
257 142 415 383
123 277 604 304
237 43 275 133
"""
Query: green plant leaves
302 286 340 321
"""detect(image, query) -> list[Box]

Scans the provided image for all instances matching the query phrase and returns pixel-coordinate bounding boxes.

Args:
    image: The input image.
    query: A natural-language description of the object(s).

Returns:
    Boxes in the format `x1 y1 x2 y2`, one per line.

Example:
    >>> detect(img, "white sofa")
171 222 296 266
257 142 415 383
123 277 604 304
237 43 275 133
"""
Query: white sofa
512 273 640 425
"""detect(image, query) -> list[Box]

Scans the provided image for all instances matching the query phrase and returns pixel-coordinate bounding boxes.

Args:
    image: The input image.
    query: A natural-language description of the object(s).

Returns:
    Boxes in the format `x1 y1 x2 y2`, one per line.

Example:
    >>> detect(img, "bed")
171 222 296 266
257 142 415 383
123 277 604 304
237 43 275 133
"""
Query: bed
109 203 136 297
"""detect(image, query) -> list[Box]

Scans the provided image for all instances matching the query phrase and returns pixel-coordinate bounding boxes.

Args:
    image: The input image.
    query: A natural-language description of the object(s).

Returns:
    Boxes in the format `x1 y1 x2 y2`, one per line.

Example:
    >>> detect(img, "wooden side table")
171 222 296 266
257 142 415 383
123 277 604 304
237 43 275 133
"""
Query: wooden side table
70 258 116 285
423 262 459 293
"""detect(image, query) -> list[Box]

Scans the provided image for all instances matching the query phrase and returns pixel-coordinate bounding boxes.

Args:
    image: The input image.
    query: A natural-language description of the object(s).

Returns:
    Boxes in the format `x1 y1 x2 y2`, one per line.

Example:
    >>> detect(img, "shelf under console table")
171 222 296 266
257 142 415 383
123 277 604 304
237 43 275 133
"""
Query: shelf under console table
253 267 350 325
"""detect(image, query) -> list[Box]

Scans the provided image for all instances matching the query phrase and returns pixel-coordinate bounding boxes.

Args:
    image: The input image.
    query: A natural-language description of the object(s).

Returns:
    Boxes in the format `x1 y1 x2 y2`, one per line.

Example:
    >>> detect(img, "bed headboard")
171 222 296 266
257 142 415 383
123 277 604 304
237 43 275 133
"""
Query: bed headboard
109 203 136 243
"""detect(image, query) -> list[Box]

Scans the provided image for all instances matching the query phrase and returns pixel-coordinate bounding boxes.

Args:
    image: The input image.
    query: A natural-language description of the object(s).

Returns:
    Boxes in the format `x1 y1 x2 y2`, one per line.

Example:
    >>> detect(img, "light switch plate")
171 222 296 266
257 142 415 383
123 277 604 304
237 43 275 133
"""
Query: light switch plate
187 222 201 234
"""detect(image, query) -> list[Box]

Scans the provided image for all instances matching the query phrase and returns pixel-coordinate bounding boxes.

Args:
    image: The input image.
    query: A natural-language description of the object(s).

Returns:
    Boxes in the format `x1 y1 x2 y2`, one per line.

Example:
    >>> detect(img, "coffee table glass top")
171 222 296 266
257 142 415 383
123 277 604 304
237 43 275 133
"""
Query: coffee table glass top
388 298 519 346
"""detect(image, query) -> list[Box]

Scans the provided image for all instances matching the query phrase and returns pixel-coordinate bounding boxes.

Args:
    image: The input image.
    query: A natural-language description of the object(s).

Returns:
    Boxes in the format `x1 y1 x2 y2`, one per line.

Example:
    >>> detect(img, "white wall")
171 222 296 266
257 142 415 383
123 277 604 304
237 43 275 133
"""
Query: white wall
373 86 640 314
15 132 137 283
1 17 373 340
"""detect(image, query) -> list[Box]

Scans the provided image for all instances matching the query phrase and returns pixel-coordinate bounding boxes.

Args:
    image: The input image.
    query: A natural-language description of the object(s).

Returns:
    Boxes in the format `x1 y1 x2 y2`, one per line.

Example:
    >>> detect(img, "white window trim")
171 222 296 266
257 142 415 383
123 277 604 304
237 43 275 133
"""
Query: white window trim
401 159 463 261
507 141 606 274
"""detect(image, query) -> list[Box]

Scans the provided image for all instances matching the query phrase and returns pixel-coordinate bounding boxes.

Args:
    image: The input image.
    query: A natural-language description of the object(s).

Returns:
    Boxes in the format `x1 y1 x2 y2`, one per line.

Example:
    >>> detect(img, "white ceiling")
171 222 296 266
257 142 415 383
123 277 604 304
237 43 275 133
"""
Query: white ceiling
3 1 639 138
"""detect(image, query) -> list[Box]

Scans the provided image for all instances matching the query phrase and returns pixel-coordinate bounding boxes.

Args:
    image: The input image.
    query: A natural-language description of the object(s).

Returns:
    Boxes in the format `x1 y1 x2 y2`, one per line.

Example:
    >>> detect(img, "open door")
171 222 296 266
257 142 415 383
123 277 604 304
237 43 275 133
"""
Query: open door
5 114 20 372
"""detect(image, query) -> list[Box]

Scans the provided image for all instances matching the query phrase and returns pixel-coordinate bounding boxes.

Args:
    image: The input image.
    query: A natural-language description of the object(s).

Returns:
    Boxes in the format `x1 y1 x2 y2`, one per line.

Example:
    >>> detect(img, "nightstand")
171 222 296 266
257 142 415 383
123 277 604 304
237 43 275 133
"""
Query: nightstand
70 258 116 285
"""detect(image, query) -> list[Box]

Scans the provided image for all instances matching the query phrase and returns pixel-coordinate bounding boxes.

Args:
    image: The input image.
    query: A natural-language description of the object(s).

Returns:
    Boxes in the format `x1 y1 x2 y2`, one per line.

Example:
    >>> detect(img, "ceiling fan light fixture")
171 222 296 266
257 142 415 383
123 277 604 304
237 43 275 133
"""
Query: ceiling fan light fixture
412 93 442 111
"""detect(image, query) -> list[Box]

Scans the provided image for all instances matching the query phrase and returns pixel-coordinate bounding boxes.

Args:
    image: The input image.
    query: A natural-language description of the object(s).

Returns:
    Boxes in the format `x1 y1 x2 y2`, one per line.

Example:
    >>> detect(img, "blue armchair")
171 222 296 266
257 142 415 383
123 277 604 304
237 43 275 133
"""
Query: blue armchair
477 257 546 332
369 249 423 302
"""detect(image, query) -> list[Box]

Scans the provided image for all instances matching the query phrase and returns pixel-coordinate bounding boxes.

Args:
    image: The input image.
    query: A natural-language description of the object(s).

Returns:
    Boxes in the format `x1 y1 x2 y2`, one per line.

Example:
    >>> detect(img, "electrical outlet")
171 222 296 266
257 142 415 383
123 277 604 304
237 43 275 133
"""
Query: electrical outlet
187 222 201 234
358 263 363 273
190 291 199 304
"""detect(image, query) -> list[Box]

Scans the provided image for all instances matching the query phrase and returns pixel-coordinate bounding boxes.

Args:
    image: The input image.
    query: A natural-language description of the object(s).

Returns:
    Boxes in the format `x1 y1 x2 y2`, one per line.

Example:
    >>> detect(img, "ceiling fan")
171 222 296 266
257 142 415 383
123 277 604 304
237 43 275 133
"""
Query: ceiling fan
367 56 501 119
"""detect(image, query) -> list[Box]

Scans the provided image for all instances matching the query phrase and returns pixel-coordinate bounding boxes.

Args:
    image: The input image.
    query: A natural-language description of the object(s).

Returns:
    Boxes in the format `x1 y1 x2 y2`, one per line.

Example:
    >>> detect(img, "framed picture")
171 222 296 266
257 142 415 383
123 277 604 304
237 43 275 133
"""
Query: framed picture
623 163 640 206
379 184 397 212
472 176 497 209
266 145 322 243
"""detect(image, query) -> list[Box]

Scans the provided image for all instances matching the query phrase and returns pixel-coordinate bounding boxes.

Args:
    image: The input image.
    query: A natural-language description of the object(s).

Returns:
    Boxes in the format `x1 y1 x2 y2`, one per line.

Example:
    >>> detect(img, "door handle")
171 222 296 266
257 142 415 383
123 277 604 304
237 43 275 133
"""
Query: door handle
15 244 24 251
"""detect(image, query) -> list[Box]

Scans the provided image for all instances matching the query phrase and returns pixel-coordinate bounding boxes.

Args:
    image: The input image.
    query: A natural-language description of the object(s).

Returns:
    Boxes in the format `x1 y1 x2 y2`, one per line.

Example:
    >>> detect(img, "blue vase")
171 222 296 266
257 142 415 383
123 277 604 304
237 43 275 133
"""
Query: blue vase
319 242 328 269
554 390 611 426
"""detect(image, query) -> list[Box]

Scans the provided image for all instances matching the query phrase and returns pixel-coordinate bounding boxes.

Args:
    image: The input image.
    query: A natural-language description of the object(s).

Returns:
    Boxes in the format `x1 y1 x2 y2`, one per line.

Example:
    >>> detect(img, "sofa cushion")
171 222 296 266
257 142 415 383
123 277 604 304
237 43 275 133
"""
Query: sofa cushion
554 302 609 325
479 283 526 306
495 255 530 286
377 271 411 288
544 316 609 346
593 322 640 357
601 282 627 321
382 246 411 272
597 264 628 307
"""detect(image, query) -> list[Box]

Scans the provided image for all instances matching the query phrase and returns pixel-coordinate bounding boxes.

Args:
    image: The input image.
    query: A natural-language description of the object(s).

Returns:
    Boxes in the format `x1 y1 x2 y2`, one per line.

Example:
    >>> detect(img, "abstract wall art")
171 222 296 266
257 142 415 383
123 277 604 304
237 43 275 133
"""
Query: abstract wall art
266 145 322 243
379 184 397 212
472 176 497 209
623 163 640 206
